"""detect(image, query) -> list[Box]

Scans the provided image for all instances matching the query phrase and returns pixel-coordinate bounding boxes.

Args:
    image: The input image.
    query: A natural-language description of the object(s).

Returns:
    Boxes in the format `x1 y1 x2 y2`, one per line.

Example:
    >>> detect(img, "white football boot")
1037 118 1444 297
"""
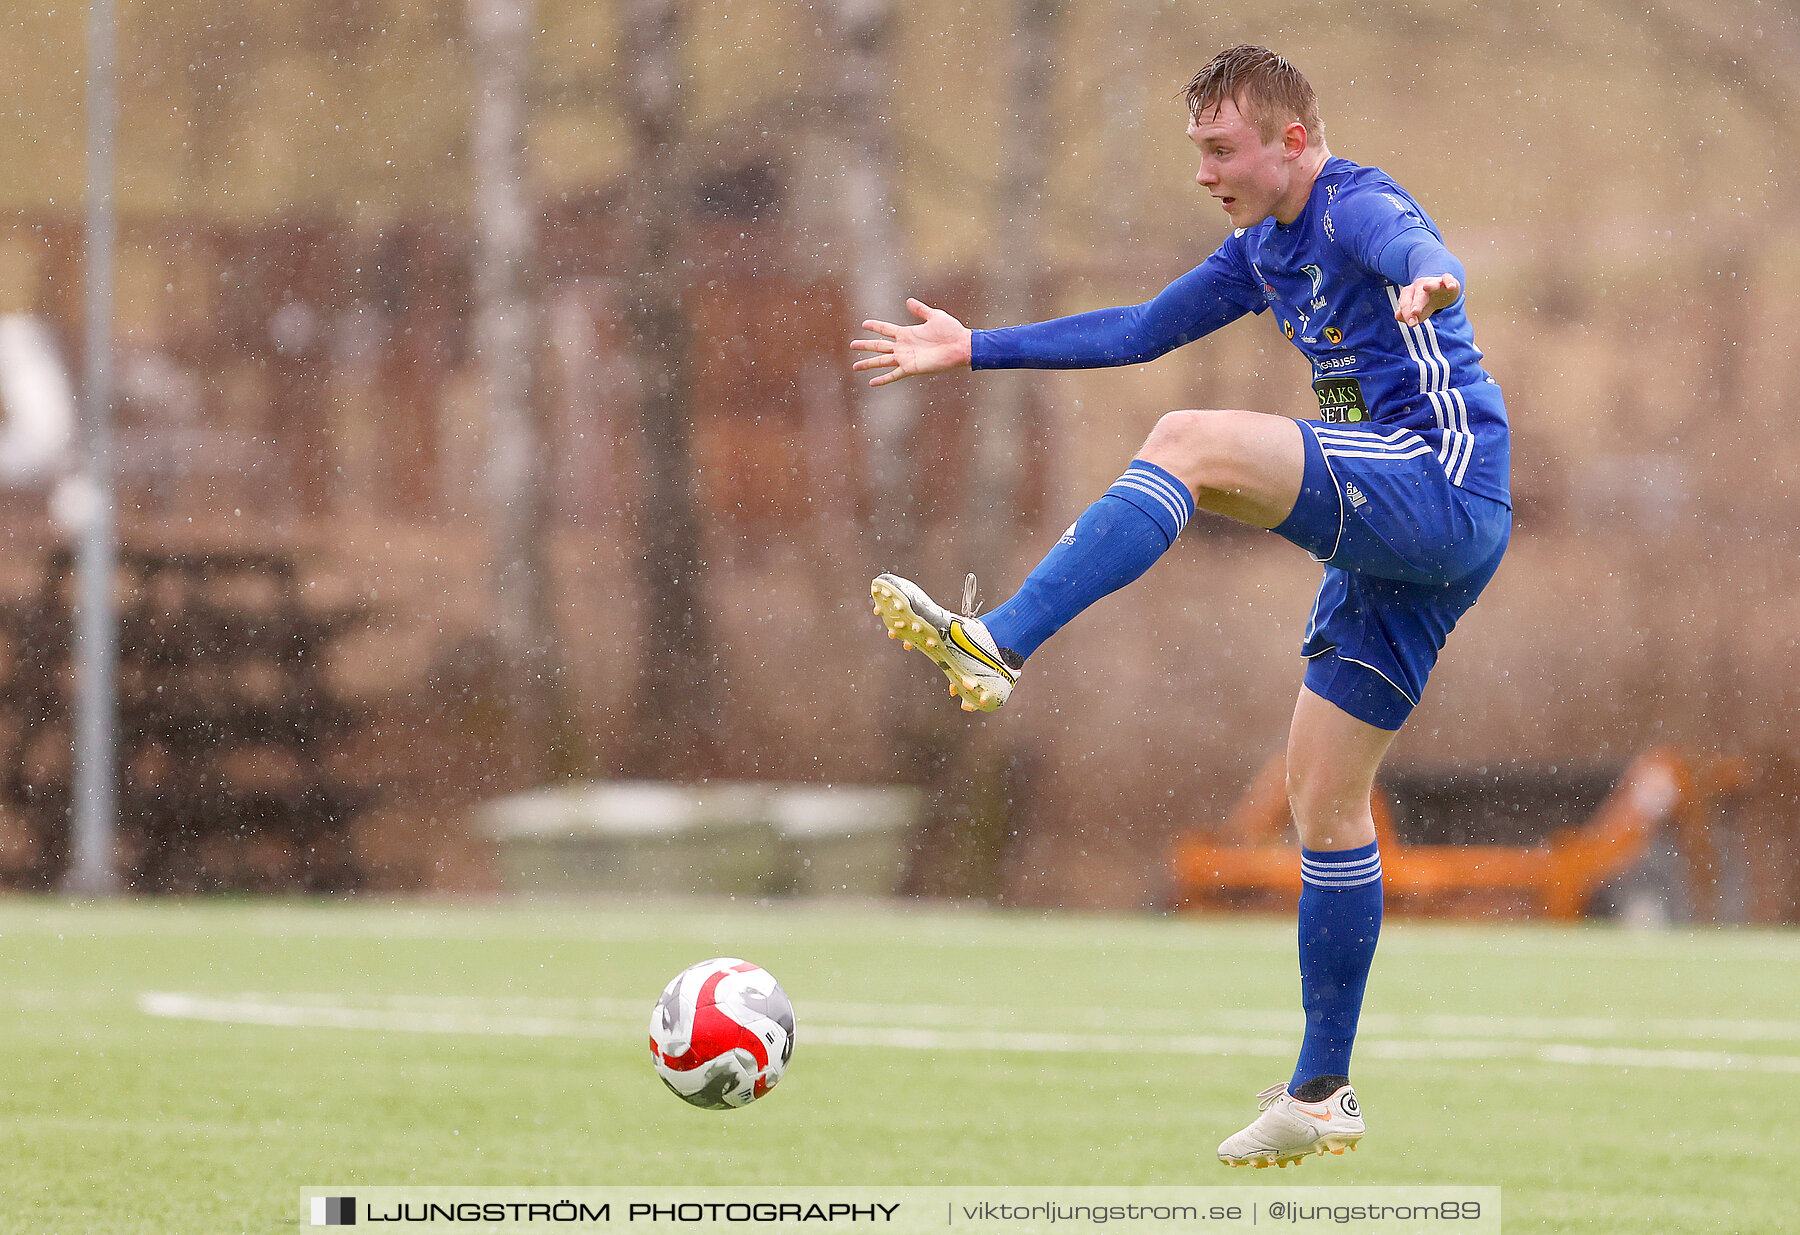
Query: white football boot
870 573 1019 713
1217 1082 1364 1169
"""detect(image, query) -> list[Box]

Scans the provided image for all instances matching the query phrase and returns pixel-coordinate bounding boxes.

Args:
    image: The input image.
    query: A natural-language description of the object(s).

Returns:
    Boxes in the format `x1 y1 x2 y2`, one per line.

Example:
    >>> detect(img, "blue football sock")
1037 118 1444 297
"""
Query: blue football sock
1290 840 1383 1089
982 460 1194 660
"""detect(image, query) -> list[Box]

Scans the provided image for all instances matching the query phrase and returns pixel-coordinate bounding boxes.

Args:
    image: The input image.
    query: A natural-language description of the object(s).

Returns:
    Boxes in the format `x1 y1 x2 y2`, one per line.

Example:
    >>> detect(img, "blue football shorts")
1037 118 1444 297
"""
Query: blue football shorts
1269 419 1511 730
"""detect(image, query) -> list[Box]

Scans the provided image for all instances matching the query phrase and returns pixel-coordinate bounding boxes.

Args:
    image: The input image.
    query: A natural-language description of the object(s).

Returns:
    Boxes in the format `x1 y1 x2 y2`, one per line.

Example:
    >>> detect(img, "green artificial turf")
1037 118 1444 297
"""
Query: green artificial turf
3 899 1795 1233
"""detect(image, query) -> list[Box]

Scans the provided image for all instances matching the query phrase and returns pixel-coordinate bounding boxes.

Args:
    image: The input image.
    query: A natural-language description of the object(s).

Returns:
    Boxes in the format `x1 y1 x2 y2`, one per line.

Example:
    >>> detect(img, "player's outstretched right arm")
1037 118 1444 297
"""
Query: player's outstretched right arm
851 298 973 387
966 250 1260 371
851 248 1259 384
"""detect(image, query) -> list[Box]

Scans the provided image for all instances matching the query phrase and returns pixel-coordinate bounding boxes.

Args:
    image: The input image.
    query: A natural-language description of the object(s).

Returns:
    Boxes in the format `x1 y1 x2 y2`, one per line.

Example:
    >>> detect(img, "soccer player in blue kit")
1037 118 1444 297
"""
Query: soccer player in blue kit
851 46 1511 1168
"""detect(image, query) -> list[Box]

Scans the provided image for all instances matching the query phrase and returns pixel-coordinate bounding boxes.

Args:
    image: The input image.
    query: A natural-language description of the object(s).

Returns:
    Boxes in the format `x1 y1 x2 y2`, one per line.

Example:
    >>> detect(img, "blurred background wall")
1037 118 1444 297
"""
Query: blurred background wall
0 0 1794 914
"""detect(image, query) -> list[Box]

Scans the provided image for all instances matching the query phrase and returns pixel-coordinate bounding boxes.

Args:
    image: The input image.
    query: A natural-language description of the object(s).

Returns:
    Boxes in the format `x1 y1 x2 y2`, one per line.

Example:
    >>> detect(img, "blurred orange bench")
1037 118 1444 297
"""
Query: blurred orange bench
1171 747 1711 918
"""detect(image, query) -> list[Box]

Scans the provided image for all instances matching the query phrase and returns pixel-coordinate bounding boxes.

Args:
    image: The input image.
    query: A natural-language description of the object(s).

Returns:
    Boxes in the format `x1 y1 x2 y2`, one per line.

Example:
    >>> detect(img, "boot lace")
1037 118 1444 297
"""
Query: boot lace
961 572 982 619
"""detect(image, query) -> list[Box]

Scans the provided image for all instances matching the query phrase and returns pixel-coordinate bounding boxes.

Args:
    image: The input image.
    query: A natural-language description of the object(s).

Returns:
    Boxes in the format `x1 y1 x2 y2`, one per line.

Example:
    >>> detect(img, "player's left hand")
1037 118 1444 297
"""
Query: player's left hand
1393 273 1461 327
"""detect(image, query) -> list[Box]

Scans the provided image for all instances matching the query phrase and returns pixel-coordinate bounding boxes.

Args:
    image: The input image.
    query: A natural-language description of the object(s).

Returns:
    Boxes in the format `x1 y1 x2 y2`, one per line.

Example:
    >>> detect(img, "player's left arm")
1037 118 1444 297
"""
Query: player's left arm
1332 186 1468 327
1384 232 1467 327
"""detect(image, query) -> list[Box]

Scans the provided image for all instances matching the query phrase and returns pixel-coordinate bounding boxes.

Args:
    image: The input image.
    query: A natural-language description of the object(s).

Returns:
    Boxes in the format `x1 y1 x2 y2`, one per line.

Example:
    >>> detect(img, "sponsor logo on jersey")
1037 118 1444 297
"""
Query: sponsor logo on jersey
1345 482 1368 509
1282 319 1294 339
1322 210 1335 241
1302 264 1324 296
1315 353 1357 371
1254 263 1278 303
1324 326 1343 345
1313 375 1369 422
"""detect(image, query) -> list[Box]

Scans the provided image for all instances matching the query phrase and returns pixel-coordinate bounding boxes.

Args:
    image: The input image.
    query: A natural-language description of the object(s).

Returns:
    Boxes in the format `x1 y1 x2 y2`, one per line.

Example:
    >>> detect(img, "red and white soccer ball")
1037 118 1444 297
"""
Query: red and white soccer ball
649 958 795 1109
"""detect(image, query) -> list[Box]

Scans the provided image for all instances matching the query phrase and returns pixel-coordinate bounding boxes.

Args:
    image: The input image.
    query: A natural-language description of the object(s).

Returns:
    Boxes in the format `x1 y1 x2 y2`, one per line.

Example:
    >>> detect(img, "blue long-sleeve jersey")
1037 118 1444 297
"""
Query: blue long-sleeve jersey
972 157 1511 506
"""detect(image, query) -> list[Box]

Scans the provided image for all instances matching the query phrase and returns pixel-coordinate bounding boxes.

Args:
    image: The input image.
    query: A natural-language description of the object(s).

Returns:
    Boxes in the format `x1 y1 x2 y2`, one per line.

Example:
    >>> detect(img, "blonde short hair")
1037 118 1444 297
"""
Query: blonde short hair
1183 45 1324 145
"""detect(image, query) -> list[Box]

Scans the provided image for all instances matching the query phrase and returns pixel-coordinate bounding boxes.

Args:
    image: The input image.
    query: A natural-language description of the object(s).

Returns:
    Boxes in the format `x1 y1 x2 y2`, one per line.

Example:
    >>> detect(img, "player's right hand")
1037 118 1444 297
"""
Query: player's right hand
851 298 973 386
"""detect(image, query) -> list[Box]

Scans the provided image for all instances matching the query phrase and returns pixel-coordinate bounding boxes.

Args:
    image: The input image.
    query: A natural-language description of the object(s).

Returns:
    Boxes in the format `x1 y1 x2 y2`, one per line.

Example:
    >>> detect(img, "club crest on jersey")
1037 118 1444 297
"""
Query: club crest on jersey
1302 264 1324 296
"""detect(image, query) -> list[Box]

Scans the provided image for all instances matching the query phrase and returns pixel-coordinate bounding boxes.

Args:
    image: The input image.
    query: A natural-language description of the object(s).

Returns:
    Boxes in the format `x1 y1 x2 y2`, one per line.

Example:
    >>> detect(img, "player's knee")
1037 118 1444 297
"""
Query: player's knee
1286 771 1374 849
1141 409 1204 462
1140 409 1257 494
1286 769 1321 831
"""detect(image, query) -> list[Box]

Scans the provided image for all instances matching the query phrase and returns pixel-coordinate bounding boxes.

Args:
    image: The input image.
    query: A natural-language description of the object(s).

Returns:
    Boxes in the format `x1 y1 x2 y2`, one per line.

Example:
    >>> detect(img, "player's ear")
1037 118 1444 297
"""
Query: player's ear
1283 120 1309 159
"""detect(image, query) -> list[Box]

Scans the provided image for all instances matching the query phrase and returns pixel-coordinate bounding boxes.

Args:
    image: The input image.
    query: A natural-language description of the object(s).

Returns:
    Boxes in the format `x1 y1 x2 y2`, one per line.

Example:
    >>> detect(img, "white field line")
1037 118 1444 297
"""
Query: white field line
134 991 1284 1057
135 992 1800 1076
138 991 623 1040
144 990 1800 1044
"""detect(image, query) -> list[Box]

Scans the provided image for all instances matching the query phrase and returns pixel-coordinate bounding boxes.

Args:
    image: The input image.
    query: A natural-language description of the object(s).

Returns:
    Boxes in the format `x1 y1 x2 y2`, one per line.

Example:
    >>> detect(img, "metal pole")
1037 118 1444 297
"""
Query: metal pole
469 0 556 782
469 0 539 663
66 0 119 895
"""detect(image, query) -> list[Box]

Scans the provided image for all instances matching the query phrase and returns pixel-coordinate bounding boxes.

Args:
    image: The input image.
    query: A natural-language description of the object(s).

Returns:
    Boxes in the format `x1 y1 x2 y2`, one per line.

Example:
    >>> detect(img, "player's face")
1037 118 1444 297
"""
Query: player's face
1187 97 1307 228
